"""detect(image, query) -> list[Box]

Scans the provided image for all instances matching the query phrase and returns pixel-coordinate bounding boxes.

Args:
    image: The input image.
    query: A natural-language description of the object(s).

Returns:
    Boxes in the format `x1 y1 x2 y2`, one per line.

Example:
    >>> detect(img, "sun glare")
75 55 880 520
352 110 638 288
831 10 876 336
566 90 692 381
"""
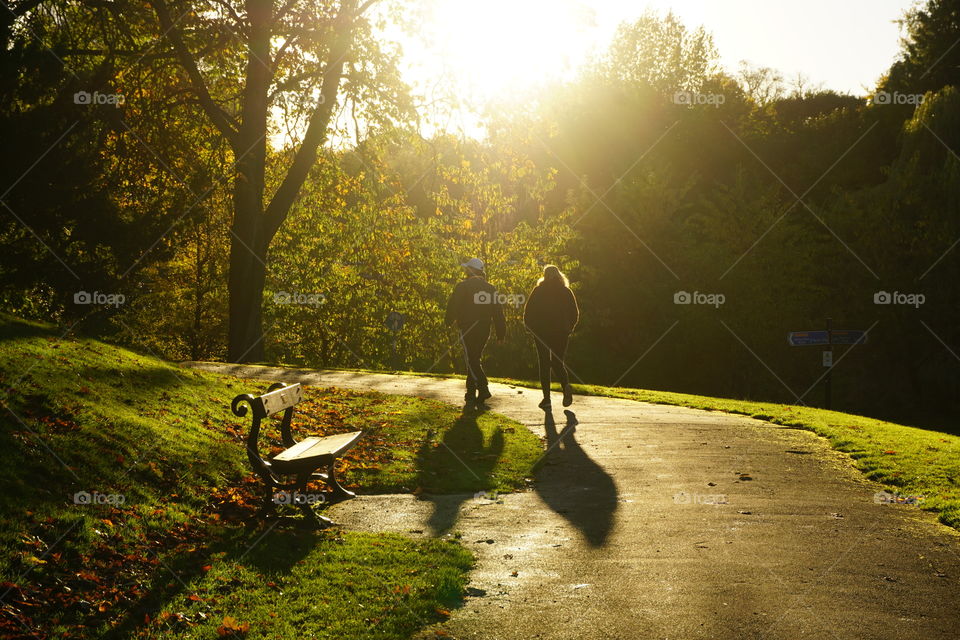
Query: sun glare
425 0 597 100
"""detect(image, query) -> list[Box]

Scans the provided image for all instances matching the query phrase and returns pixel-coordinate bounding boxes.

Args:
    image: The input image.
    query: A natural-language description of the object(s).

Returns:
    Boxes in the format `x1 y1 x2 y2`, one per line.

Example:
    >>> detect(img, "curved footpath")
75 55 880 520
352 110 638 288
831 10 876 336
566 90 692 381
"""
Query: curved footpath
184 363 960 640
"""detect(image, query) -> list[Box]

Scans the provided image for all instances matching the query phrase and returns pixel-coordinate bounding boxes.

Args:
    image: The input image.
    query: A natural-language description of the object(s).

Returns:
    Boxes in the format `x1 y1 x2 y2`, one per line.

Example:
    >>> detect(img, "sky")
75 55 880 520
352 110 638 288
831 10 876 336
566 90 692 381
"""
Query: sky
394 0 918 109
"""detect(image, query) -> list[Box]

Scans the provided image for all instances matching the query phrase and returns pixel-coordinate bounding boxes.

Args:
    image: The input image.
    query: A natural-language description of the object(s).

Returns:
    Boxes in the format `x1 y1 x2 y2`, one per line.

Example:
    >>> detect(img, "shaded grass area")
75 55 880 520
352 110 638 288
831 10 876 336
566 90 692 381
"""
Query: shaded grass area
125 529 471 640
0 315 539 638
257 362 960 532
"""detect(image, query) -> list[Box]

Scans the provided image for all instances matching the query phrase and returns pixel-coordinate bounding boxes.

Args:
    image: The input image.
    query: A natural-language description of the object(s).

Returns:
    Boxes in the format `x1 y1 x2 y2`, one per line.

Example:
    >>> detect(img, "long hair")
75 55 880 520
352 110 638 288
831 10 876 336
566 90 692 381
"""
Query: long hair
537 264 569 287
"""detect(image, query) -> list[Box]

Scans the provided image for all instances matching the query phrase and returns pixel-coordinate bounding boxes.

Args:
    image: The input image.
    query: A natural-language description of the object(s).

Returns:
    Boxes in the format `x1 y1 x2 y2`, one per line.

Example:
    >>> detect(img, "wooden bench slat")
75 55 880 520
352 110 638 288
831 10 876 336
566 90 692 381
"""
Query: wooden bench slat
273 431 363 462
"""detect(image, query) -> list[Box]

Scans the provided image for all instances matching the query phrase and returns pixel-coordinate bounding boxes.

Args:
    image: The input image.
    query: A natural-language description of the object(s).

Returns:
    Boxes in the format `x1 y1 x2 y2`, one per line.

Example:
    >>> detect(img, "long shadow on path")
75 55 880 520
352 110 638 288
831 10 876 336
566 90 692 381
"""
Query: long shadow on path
416 407 505 535
535 410 617 547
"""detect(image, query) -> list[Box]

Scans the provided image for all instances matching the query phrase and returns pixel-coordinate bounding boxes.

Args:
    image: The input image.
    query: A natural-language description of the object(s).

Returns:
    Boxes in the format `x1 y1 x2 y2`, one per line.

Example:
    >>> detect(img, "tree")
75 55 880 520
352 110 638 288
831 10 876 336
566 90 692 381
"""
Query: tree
596 10 719 95
883 0 960 95
147 0 401 362
736 61 785 106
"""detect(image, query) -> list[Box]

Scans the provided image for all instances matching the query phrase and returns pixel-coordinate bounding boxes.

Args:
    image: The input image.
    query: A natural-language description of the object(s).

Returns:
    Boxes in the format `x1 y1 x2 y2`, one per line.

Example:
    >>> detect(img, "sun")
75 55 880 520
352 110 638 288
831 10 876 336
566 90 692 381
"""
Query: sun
424 0 598 101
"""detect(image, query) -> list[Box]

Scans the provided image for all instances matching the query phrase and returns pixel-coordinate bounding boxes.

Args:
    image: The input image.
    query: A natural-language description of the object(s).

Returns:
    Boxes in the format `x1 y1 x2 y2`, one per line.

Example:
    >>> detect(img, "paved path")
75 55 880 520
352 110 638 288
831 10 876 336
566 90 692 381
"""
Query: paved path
185 363 960 640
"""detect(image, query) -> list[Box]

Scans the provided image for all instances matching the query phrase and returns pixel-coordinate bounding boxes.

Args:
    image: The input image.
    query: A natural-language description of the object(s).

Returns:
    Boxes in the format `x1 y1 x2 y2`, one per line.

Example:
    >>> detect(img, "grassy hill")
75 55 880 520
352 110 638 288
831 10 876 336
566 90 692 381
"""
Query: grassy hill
0 315 542 639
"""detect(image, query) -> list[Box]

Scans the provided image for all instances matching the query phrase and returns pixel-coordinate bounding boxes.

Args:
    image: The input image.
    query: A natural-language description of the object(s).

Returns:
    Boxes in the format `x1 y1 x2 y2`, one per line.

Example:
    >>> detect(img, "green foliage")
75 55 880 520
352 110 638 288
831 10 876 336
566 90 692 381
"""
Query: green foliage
261 132 572 376
596 10 720 94
883 0 960 96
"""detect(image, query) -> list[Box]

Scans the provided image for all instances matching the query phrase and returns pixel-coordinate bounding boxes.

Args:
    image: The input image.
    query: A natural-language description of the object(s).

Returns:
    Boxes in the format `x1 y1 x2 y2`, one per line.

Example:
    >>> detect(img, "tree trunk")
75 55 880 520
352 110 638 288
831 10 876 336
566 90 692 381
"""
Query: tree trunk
227 240 268 362
226 0 272 362
227 173 270 362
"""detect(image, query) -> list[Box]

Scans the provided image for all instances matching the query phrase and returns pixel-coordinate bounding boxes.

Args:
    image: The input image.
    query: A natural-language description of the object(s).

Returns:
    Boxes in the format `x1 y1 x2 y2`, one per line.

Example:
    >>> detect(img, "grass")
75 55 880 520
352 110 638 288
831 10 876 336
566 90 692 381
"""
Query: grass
289 389 542 495
244 362 960 532
0 314 541 639
127 529 471 640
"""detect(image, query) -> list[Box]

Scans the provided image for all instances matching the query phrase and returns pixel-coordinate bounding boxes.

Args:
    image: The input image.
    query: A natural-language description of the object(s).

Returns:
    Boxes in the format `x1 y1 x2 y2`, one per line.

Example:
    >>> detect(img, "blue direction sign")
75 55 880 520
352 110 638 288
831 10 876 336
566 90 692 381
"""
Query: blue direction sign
830 330 868 345
788 331 829 346
788 330 868 346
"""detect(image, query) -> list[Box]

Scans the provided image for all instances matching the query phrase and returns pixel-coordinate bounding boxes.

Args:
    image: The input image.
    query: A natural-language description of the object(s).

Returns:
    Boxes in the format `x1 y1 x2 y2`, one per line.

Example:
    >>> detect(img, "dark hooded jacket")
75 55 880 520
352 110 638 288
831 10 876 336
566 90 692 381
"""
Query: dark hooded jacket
523 280 579 338
445 275 506 339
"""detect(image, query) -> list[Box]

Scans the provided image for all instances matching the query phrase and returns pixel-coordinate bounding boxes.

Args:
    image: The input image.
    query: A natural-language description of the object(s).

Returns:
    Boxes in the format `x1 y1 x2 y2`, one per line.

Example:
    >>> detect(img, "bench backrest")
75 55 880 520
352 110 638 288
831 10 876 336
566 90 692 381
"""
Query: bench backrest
257 383 302 418
231 382 303 482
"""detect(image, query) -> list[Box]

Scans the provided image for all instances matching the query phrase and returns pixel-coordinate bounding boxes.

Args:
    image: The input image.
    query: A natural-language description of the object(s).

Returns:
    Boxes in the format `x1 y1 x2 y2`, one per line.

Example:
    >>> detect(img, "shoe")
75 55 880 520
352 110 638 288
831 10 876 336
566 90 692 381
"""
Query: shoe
562 384 574 407
538 397 552 409
477 388 492 403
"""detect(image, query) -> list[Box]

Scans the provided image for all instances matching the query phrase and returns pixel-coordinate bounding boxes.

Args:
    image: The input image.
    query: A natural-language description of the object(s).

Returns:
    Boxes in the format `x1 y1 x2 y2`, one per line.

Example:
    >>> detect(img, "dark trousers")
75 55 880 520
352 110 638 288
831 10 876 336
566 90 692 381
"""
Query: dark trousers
534 332 570 397
459 323 490 394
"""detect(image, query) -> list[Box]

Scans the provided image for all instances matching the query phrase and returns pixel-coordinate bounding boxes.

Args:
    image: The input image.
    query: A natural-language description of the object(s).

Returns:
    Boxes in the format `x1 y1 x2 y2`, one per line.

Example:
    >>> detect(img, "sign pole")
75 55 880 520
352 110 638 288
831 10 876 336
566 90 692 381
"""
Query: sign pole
789 324 866 412
385 311 406 371
825 317 832 410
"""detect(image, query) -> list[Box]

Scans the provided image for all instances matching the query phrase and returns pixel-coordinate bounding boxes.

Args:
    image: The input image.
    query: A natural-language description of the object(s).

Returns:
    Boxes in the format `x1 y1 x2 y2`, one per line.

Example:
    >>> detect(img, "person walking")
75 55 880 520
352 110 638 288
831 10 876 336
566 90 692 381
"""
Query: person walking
445 258 506 406
523 265 579 409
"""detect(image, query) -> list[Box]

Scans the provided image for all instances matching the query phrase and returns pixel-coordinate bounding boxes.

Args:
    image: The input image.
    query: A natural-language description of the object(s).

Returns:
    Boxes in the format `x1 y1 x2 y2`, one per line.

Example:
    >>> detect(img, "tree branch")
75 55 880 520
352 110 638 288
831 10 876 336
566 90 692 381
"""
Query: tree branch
263 0 360 232
209 0 247 36
271 34 296 72
274 0 306 23
356 0 381 16
148 0 240 147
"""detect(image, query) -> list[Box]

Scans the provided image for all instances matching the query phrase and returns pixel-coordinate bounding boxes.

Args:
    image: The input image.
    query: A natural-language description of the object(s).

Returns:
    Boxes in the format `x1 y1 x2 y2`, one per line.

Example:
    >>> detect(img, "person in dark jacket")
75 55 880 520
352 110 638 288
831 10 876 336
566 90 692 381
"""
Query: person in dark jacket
445 258 506 405
523 265 579 409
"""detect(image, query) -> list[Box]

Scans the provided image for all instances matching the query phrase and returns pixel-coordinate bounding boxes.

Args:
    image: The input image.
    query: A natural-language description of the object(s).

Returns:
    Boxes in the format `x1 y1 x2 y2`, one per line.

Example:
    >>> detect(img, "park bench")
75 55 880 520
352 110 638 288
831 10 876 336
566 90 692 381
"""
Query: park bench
230 382 362 527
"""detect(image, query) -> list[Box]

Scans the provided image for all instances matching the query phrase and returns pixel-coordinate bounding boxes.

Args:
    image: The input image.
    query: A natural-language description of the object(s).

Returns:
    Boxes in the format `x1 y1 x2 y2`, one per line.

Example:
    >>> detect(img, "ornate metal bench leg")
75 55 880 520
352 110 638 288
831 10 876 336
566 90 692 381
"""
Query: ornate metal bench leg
325 459 356 502
295 474 335 529
255 484 276 520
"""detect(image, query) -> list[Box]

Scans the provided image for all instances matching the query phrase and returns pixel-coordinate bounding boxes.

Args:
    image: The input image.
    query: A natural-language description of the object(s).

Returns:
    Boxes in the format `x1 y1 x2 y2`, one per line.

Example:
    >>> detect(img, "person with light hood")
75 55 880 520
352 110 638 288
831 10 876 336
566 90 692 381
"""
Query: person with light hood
445 258 506 406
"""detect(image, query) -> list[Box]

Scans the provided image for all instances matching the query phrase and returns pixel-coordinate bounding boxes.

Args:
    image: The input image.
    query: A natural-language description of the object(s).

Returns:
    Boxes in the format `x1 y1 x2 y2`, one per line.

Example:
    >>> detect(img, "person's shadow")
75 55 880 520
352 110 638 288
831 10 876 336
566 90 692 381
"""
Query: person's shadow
535 410 617 547
415 408 505 535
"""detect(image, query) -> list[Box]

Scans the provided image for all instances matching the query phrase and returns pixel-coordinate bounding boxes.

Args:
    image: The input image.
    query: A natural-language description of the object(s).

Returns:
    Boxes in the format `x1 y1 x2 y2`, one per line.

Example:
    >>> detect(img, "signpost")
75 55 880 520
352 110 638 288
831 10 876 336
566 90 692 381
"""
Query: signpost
788 319 868 410
787 330 830 346
787 329 867 347
385 312 405 369
385 311 405 333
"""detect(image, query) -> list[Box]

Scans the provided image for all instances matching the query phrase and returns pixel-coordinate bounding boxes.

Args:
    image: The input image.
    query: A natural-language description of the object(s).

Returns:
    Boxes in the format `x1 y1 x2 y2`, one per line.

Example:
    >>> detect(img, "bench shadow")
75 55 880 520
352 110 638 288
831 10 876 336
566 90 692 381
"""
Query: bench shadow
535 410 617 548
415 408 505 535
